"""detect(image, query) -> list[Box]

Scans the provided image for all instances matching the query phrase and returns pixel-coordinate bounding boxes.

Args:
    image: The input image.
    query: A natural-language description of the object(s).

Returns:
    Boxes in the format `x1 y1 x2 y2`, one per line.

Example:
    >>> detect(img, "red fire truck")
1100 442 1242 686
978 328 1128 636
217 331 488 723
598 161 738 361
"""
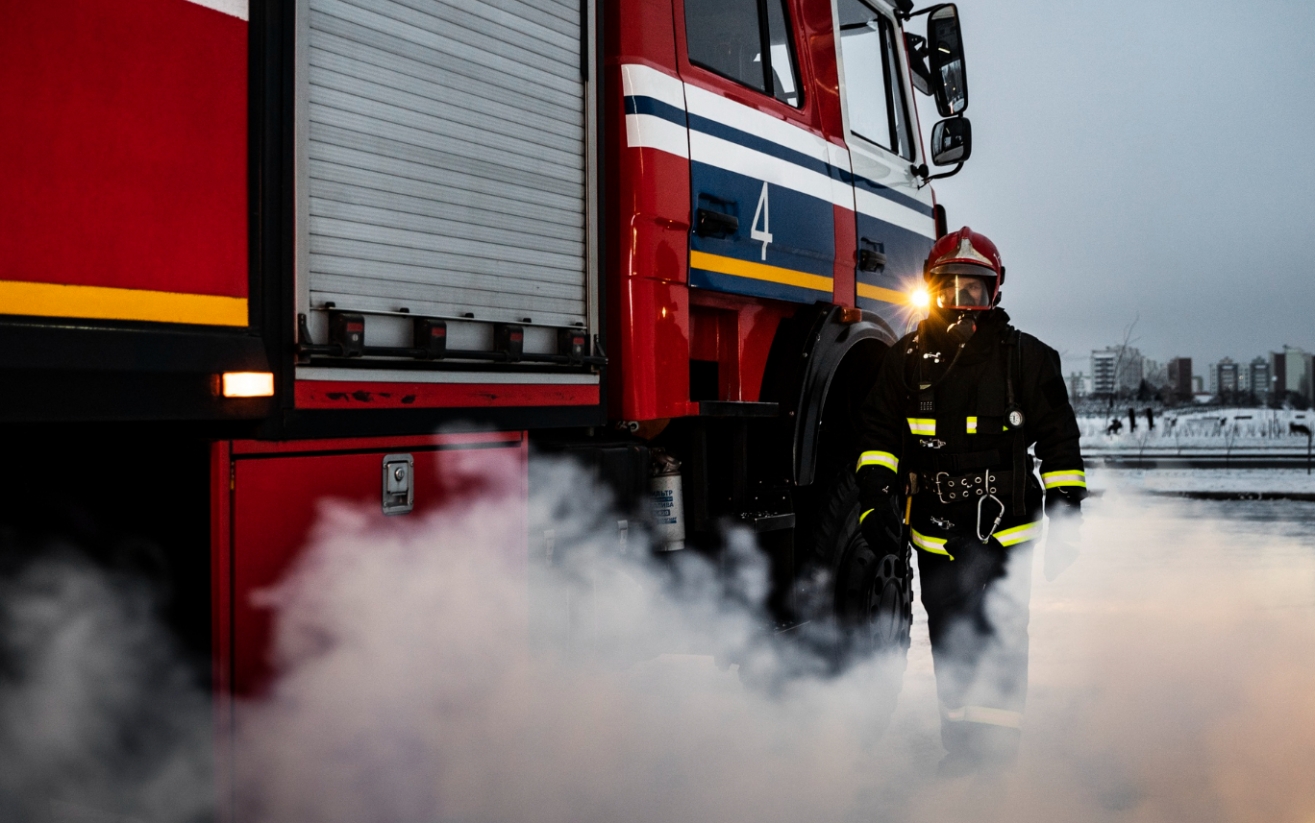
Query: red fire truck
0 0 972 764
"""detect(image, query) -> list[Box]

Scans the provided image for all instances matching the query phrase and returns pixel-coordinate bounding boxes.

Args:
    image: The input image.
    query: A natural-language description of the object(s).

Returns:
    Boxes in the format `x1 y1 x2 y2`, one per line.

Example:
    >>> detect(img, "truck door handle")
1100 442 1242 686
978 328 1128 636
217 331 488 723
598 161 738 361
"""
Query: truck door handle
695 208 738 238
858 238 887 272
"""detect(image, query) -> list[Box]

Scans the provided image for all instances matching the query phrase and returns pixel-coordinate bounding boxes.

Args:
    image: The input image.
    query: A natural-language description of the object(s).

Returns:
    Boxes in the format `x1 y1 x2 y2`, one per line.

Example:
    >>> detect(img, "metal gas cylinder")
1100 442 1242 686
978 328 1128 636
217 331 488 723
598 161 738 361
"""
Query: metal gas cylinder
649 450 686 551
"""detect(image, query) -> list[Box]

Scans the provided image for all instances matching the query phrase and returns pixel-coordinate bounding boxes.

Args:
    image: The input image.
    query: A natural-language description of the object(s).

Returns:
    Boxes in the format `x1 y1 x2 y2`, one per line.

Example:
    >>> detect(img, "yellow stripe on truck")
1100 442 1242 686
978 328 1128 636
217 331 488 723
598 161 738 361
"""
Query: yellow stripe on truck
0 279 248 327
689 251 833 294
1042 469 1087 489
856 282 908 304
856 450 899 473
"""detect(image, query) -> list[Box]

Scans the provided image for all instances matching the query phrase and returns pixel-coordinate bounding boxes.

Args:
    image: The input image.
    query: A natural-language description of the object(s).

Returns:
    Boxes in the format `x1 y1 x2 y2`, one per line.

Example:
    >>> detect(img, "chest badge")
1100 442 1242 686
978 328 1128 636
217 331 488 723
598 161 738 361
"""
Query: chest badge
1007 409 1025 428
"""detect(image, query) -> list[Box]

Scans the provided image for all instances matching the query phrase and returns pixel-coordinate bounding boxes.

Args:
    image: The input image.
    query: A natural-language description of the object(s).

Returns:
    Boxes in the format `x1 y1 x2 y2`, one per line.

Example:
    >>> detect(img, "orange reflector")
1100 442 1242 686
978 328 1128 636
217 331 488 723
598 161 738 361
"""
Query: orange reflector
221 372 274 398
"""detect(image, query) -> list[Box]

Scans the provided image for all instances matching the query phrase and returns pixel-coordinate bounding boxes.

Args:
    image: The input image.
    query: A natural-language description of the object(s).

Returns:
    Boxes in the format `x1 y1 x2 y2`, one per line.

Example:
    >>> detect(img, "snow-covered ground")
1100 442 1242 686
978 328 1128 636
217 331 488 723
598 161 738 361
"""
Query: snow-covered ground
1078 408 1314 463
1081 407 1312 440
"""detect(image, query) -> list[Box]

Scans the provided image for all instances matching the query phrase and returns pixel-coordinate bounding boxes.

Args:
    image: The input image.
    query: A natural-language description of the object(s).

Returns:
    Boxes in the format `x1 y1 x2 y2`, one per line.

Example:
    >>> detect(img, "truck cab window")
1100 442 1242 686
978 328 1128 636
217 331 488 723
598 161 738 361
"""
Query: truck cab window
686 0 801 107
838 0 915 159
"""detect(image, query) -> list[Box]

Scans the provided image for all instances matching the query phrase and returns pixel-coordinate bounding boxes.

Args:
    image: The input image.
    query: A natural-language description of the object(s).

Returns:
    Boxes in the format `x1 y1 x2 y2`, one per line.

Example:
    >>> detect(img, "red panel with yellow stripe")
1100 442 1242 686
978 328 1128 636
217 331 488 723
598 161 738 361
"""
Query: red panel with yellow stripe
0 0 248 327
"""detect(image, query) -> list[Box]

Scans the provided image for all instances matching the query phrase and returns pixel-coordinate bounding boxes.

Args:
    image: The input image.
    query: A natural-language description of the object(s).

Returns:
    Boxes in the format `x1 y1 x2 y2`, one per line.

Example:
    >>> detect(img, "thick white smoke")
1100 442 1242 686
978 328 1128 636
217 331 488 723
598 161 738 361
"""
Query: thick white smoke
2 459 1314 822
0 553 211 823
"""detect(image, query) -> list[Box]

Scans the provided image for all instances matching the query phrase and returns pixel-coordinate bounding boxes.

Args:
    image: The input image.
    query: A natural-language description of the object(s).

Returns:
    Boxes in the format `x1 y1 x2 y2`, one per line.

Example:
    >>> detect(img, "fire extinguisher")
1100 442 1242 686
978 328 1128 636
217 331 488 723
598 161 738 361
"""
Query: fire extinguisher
649 450 686 551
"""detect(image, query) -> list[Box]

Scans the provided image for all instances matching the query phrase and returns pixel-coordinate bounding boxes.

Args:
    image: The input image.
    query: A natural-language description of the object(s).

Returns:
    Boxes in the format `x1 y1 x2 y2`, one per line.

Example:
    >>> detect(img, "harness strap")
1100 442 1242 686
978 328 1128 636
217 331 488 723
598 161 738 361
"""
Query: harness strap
1003 329 1027 515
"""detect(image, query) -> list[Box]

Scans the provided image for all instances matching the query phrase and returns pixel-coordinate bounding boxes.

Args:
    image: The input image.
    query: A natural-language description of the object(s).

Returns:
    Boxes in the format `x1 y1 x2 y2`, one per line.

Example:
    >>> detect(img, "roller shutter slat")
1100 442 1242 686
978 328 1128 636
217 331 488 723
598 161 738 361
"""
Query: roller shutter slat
310 178 582 244
309 128 584 204
311 34 580 128
309 12 578 110
308 65 582 151
310 199 584 259
310 85 582 170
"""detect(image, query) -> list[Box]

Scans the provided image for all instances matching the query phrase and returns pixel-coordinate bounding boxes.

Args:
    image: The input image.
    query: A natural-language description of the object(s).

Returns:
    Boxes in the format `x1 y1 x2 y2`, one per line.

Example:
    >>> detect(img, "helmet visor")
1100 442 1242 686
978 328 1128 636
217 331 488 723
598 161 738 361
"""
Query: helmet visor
935 275 994 309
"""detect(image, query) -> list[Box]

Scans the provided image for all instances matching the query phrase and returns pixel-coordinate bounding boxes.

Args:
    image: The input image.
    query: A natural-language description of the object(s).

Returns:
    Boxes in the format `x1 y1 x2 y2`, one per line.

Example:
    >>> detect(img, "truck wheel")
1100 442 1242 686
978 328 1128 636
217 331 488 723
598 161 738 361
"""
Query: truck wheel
799 468 913 666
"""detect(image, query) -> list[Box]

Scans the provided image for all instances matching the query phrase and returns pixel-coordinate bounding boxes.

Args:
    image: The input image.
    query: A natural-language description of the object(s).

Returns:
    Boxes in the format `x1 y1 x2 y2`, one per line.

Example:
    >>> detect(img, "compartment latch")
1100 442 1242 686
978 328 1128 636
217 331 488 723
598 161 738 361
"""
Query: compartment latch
382 454 414 515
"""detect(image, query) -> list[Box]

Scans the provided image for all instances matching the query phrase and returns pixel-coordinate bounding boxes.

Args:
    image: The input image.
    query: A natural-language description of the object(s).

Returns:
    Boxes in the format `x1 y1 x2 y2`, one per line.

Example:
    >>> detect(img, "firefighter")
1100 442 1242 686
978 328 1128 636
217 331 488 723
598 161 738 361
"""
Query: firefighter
855 227 1085 776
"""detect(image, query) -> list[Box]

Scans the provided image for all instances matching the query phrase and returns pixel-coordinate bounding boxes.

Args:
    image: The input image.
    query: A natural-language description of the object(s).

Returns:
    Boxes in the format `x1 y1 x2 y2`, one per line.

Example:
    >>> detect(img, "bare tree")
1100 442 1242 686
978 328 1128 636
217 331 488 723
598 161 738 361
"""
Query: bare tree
1106 313 1141 414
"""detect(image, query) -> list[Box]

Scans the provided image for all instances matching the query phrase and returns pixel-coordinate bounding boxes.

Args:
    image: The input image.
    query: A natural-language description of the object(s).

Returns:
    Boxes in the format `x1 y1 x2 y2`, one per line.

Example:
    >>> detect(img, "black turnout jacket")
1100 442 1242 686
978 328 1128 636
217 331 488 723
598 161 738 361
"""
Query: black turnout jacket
855 309 1085 551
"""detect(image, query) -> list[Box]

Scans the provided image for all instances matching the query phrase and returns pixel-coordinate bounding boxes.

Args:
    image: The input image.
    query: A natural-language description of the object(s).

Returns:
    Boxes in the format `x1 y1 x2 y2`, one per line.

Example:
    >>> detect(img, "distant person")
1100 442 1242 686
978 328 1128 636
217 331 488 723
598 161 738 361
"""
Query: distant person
1106 418 1123 435
853 228 1086 776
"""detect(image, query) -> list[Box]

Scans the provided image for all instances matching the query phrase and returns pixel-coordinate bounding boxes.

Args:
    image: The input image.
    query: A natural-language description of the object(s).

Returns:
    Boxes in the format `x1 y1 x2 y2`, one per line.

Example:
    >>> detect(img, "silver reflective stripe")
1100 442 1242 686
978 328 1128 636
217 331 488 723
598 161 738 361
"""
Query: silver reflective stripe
942 705 1023 729
305 0 589 328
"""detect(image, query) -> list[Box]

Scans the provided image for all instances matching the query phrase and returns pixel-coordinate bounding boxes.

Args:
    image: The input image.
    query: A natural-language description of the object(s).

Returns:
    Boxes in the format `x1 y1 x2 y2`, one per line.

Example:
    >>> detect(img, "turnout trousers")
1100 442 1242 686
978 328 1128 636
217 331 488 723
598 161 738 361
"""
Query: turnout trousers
916 525 1036 761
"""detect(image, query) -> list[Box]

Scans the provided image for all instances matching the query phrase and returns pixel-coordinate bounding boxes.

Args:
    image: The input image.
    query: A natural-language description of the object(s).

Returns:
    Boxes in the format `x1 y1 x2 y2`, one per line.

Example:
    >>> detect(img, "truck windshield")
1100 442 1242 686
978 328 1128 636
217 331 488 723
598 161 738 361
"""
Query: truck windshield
838 0 915 159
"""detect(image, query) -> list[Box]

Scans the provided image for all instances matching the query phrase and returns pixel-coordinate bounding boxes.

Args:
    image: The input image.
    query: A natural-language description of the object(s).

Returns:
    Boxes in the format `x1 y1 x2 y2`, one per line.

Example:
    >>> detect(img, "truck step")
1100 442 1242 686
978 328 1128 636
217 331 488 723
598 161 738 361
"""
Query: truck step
698 401 780 418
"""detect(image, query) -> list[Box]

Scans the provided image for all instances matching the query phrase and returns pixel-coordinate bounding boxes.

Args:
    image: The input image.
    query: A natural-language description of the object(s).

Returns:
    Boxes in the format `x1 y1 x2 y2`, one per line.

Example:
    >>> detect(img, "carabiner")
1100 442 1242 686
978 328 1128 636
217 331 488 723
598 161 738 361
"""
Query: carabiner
977 492 1005 543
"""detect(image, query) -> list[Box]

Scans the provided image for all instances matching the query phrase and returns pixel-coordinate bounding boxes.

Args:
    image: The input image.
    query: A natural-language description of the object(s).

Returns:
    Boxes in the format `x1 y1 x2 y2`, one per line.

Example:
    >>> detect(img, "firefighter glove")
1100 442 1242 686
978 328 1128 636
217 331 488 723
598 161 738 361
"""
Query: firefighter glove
1043 486 1083 581
857 469 904 550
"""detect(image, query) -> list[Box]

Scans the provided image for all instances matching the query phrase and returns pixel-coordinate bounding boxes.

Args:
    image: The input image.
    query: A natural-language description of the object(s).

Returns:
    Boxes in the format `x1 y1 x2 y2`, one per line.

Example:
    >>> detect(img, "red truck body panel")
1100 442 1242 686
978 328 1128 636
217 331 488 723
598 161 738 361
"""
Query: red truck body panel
0 0 248 327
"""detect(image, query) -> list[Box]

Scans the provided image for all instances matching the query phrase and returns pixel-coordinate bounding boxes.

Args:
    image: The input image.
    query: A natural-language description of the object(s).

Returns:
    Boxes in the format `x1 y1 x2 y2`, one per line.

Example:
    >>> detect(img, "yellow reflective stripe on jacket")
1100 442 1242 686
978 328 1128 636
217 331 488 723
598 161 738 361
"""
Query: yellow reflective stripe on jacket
911 528 953 559
859 508 874 524
994 521 1042 547
942 705 1023 729
1042 469 1087 489
907 417 936 436
856 450 899 473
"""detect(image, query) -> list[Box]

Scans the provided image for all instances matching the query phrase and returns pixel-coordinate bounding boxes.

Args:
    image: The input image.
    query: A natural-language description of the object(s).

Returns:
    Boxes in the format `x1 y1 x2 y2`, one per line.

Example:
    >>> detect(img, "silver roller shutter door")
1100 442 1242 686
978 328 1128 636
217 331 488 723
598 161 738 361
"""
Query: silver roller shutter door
305 0 587 329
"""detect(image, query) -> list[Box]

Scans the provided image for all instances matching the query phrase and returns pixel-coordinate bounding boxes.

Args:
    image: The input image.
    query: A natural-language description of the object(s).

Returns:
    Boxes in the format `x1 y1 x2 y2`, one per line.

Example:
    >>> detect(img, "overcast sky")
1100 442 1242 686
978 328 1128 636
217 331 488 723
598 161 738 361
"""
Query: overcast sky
915 0 1315 376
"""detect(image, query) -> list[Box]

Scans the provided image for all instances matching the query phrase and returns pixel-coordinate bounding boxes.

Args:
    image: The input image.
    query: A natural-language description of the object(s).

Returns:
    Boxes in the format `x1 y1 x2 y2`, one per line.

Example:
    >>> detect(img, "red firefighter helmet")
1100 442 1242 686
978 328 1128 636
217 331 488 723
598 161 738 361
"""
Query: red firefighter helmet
923 227 1005 311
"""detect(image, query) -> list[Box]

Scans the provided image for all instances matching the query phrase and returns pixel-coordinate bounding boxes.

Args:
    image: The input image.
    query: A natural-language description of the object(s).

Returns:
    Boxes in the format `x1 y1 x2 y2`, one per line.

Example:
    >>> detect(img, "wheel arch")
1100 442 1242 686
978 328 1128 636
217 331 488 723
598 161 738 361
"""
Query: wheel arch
761 305 899 488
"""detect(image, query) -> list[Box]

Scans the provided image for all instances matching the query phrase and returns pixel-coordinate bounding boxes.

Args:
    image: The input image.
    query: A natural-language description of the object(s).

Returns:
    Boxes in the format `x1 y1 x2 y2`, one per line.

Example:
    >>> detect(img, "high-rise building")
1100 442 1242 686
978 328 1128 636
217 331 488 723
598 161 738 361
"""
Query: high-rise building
1213 358 1240 400
1091 346 1142 397
1271 346 1313 404
1248 357 1270 402
1143 358 1166 388
1091 351 1116 396
1167 357 1193 401
1067 371 1087 398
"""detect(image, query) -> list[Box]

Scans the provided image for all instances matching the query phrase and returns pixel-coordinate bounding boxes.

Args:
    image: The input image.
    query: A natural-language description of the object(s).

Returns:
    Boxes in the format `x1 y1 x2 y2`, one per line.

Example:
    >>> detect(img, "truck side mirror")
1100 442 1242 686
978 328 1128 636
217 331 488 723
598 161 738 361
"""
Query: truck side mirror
930 117 971 166
927 4 968 117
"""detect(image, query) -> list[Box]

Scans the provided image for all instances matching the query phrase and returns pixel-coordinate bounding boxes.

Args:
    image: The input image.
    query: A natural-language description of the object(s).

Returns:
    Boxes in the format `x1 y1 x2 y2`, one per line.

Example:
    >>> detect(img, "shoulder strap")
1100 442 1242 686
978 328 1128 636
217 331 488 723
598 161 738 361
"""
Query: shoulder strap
1002 327 1027 515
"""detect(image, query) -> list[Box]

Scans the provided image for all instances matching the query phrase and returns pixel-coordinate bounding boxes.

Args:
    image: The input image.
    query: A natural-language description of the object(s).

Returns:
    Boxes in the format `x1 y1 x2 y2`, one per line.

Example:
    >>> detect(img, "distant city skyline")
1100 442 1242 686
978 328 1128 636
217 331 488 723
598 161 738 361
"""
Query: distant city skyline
1069 342 1311 406
915 0 1315 371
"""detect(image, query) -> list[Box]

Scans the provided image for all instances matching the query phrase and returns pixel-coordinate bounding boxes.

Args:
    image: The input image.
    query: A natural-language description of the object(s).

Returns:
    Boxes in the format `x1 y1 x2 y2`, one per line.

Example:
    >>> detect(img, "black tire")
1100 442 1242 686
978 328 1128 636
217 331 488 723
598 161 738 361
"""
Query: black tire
797 468 913 668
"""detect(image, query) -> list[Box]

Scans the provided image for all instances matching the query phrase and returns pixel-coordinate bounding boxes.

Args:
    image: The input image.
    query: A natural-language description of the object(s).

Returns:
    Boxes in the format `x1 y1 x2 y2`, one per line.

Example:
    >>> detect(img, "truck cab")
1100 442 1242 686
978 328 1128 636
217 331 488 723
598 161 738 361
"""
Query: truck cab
611 0 958 421
606 0 972 639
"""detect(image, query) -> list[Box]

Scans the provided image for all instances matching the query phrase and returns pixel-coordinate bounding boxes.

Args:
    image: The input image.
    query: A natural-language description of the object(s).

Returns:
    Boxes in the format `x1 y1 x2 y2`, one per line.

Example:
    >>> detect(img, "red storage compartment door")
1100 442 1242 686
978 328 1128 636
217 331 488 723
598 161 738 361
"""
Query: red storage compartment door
213 432 527 699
